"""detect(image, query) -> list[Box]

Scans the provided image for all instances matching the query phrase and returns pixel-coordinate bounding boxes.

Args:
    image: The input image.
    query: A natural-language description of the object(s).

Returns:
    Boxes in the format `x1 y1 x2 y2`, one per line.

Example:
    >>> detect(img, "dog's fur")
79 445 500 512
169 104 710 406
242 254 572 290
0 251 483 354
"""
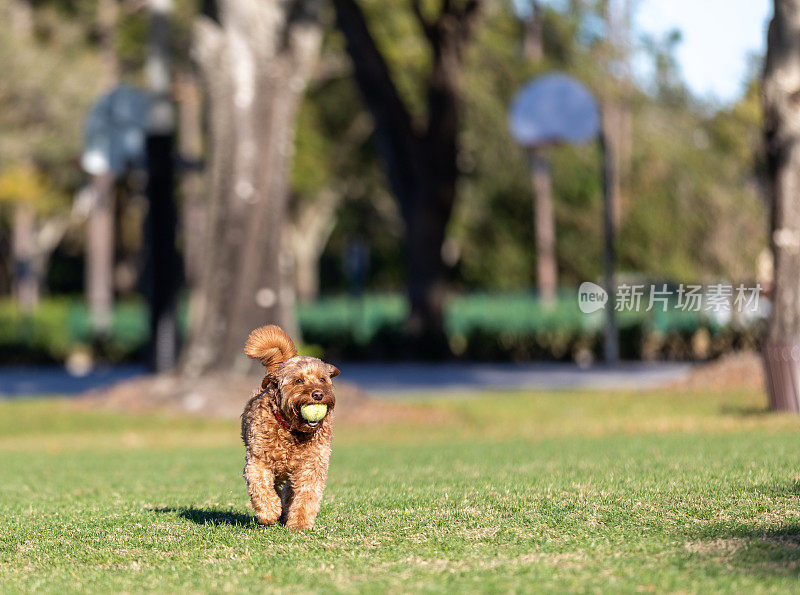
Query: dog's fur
240 325 339 530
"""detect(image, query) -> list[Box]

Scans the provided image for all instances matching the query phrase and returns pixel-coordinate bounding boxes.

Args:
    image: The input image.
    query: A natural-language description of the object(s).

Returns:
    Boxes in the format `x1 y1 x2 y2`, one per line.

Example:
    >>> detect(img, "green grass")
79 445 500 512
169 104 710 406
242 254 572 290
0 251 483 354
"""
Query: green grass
1 388 800 592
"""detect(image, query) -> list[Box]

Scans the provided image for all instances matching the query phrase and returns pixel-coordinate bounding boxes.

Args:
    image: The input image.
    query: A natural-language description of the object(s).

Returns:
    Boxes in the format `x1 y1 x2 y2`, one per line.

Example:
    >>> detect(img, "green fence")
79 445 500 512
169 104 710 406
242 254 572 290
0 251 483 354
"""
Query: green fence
0 292 763 364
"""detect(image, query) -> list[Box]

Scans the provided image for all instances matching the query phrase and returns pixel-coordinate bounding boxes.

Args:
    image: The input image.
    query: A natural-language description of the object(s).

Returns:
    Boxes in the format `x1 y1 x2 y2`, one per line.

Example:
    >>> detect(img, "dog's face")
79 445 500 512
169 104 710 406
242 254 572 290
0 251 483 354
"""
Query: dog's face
273 356 338 433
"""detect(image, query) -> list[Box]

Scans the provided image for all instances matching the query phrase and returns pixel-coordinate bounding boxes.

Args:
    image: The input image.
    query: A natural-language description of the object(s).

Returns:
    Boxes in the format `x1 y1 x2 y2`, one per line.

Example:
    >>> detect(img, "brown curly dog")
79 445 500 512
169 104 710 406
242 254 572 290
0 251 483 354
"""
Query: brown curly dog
240 325 339 530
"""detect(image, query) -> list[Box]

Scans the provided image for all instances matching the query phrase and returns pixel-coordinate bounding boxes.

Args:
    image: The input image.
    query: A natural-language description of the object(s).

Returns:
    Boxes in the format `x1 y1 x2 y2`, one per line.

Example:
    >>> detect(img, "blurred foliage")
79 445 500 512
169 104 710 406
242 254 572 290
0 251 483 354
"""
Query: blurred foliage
0 0 104 202
0 298 142 363
0 295 764 364
1 0 768 294
296 0 766 292
0 163 63 213
0 0 769 359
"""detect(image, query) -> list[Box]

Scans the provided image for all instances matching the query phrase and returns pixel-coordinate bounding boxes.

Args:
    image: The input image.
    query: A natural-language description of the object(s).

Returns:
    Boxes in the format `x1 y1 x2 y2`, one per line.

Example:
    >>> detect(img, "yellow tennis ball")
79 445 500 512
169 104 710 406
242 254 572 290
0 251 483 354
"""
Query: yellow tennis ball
300 404 327 422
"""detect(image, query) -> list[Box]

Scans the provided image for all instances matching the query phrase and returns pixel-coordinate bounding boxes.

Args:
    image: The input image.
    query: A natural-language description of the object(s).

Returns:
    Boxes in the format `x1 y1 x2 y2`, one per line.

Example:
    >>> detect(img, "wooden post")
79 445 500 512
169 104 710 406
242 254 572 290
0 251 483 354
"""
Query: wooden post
86 174 115 337
600 131 618 365
529 149 558 304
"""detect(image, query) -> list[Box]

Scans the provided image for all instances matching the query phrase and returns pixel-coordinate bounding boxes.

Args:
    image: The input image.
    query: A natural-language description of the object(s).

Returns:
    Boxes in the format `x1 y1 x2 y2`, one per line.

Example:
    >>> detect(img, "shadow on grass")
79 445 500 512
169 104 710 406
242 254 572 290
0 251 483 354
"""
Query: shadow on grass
687 525 800 576
719 404 771 417
686 481 800 576
749 479 800 497
150 506 257 527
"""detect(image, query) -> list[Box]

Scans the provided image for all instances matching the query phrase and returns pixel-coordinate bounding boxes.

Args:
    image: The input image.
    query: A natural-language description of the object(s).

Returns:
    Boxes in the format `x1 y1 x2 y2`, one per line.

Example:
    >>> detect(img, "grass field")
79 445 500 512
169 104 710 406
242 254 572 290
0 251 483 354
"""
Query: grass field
2 387 800 592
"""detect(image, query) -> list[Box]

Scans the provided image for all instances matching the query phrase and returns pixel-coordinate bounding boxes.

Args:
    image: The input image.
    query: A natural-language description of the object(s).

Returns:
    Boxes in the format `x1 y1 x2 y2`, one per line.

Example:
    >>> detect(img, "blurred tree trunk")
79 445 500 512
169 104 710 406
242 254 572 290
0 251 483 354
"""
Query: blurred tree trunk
290 189 341 302
288 111 372 302
10 0 33 38
523 0 543 61
176 70 206 300
763 0 800 413
85 0 119 337
14 197 93 315
600 0 633 227
12 203 39 312
182 0 321 377
333 0 481 352
176 70 211 345
521 4 557 303
10 2 38 312
97 0 118 85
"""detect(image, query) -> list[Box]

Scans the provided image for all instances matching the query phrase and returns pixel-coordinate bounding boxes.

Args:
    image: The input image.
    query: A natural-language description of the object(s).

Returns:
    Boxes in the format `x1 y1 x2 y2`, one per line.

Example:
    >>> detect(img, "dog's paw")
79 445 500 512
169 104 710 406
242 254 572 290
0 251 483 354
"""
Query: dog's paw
285 510 316 530
255 511 281 526
285 519 314 531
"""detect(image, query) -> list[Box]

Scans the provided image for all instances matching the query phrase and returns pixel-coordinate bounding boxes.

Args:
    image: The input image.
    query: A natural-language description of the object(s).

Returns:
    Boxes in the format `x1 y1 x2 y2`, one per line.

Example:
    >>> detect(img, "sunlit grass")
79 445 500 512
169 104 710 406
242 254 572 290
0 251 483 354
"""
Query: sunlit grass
1 387 799 592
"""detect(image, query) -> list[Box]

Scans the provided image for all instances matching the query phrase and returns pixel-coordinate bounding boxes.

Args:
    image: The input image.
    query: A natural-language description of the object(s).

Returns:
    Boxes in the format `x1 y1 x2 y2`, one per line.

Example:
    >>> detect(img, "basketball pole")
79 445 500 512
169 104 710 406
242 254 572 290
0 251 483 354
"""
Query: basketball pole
144 0 179 372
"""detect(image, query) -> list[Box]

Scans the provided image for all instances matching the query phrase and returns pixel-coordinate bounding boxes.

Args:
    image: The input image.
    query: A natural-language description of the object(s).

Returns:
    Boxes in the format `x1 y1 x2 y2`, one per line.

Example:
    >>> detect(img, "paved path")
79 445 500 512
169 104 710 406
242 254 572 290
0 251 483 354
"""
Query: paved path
339 361 691 395
0 362 690 397
0 365 147 397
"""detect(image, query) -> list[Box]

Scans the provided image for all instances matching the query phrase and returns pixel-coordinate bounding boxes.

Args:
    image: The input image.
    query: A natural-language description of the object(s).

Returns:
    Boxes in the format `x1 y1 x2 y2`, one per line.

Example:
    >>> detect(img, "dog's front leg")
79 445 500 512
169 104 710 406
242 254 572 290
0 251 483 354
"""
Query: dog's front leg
244 460 282 526
285 465 328 530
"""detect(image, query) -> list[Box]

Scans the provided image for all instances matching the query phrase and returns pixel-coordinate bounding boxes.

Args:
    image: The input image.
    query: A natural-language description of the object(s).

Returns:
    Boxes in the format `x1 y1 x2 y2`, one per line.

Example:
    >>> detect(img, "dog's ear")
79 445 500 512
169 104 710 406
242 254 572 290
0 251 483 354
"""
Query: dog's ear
244 325 298 374
260 372 277 390
325 363 340 378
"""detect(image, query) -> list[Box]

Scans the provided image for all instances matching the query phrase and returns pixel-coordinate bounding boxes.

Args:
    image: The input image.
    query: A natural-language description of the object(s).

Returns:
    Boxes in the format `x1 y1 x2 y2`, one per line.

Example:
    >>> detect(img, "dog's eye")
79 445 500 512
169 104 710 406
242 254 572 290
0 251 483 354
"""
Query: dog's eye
294 378 304 385
319 377 326 383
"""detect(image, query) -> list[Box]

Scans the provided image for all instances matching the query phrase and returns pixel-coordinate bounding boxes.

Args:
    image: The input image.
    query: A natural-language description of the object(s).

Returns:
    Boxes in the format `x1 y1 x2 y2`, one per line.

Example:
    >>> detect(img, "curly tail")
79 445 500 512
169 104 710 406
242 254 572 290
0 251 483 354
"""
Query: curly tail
244 325 298 374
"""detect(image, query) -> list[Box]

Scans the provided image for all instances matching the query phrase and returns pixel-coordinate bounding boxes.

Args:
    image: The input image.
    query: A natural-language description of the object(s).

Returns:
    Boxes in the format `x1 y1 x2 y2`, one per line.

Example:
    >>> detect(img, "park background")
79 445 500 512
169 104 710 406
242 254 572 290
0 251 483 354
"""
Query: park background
4 0 800 592
0 0 771 369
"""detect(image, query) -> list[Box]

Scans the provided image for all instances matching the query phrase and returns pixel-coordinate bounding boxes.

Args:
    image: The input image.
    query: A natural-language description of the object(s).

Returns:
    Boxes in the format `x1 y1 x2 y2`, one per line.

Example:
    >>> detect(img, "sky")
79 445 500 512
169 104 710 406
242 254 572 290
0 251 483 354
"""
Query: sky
635 0 772 105
521 0 773 106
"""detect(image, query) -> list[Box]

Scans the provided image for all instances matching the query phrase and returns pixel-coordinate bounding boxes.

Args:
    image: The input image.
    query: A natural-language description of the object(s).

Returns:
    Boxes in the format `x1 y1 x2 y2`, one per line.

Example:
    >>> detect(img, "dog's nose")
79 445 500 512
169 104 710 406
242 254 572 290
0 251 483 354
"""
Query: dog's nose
311 390 323 401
